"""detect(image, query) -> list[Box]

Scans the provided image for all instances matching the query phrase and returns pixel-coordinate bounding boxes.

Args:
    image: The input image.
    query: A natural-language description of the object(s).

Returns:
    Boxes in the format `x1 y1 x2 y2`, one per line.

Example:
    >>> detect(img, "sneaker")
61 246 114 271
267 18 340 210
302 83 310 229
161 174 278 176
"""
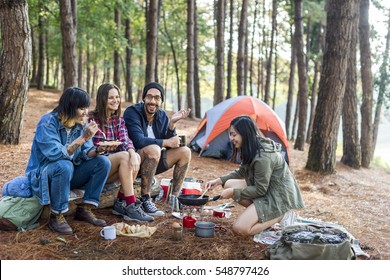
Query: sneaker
167 194 182 212
279 210 297 229
74 205 107 227
112 199 154 222
140 197 164 217
49 213 73 235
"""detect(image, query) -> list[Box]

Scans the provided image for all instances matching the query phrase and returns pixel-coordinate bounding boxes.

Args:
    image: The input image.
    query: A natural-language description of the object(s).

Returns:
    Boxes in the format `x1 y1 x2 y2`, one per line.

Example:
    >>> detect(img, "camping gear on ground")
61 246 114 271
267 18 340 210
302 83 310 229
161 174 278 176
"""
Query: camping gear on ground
172 222 183 241
2 176 32 198
189 95 289 163
195 221 216 238
213 209 226 218
100 225 116 240
183 215 197 228
268 223 355 260
0 196 43 231
178 194 221 206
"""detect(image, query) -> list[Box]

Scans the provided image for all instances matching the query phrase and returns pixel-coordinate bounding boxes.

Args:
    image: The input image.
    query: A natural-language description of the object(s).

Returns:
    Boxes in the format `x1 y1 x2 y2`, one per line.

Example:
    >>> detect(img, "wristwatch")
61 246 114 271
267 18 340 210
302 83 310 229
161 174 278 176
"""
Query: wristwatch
96 146 105 155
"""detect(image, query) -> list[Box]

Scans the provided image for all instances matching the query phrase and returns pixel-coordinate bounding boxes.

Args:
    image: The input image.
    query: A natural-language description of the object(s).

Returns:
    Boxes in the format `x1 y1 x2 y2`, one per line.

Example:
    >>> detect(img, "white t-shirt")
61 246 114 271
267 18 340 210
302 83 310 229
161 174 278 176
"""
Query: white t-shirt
147 124 156 139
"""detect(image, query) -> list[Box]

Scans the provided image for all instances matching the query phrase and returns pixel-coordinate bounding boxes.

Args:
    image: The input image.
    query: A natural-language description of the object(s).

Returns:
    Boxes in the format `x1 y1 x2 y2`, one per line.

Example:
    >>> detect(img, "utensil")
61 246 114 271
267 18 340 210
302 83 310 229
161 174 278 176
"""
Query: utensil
198 187 208 199
178 194 221 206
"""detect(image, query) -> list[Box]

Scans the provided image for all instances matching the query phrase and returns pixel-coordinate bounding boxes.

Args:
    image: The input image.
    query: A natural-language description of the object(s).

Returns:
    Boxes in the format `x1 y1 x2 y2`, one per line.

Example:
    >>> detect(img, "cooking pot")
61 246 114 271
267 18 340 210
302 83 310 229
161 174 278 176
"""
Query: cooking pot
195 222 215 238
178 194 221 206
183 216 197 228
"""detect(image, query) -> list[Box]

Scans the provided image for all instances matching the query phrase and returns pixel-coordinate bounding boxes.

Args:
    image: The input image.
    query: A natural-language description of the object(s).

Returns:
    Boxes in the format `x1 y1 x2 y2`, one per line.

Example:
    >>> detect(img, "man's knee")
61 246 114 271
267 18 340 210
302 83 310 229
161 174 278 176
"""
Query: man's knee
140 145 161 162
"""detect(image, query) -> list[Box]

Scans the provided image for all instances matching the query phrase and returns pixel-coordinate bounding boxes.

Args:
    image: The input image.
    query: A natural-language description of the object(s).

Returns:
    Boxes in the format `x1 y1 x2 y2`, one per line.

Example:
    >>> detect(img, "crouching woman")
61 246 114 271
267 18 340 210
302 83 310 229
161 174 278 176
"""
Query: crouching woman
25 87 111 235
205 115 304 236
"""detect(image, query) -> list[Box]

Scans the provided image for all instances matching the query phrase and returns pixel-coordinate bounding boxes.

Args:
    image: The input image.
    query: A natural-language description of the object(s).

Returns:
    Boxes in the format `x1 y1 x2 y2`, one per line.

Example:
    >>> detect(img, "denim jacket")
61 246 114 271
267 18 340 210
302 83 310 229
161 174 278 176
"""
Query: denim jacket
25 111 95 205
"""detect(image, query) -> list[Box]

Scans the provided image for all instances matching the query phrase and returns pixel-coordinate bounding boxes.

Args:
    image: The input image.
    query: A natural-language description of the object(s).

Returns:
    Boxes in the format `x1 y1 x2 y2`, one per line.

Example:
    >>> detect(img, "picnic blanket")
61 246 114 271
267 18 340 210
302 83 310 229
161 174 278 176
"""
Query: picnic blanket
253 217 370 259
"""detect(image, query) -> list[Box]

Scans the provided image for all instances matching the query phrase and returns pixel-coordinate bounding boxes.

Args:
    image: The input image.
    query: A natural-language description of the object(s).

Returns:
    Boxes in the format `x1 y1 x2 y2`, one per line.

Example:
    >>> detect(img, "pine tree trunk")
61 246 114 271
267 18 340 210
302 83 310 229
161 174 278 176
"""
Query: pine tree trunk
214 0 225 105
186 0 195 116
0 0 31 144
59 0 77 88
125 16 133 103
293 0 308 151
359 0 374 168
145 0 158 83
306 0 359 173
236 0 248 96
226 0 234 100
341 10 361 169
194 0 201 118
264 0 277 104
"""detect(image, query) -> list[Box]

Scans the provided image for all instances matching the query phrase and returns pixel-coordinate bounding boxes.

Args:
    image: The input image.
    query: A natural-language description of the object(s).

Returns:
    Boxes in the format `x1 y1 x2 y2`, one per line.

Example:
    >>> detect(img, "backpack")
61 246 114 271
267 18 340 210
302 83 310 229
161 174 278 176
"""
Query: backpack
268 223 355 260
0 196 43 231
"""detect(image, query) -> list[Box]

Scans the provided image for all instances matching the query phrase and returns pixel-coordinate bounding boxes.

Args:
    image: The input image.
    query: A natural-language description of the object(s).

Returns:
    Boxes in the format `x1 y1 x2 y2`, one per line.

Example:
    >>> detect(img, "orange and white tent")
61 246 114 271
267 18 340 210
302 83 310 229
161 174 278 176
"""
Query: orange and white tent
189 96 289 163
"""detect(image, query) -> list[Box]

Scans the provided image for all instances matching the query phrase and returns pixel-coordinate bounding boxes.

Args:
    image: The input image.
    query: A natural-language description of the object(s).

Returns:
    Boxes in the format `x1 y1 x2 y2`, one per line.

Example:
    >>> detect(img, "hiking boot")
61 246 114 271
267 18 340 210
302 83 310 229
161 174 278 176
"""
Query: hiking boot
49 213 73 235
140 197 164 217
279 210 297 229
112 199 154 222
167 194 182 212
74 205 107 227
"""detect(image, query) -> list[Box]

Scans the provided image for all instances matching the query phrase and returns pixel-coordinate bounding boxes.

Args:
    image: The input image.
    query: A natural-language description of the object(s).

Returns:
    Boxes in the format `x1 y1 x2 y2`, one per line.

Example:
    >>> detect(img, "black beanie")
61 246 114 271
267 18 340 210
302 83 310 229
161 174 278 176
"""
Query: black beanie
142 82 164 102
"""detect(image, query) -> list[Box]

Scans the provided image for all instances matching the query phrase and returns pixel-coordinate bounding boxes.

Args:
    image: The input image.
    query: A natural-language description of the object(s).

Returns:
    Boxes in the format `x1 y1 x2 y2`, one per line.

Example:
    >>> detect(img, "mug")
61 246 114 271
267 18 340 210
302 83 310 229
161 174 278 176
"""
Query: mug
100 225 116 240
213 210 226 218
179 135 186 147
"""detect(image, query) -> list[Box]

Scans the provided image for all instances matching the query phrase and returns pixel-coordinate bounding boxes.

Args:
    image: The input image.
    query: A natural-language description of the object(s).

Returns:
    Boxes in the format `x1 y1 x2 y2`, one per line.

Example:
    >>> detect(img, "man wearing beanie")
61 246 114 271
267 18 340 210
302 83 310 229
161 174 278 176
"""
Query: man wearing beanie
123 82 191 215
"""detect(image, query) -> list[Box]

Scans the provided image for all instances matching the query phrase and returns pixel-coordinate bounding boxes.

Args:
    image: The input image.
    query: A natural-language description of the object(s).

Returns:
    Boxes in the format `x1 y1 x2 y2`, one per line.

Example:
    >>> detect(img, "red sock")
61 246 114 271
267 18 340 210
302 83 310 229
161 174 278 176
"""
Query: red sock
117 191 125 199
125 195 137 205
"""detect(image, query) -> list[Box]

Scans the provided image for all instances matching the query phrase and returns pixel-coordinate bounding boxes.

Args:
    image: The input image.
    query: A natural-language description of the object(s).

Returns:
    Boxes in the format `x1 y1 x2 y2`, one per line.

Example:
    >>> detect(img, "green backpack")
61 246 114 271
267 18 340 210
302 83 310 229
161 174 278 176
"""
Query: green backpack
268 223 355 260
0 196 43 231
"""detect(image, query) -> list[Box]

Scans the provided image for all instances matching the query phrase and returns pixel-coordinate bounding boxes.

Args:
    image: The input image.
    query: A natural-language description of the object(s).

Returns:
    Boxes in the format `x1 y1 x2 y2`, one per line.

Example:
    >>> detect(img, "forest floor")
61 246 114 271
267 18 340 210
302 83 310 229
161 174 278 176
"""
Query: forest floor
0 88 389 260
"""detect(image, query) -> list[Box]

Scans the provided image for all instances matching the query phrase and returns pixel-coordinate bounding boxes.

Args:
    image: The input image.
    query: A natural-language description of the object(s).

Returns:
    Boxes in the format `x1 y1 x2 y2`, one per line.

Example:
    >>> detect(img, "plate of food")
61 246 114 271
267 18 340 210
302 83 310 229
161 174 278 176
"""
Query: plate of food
97 140 122 147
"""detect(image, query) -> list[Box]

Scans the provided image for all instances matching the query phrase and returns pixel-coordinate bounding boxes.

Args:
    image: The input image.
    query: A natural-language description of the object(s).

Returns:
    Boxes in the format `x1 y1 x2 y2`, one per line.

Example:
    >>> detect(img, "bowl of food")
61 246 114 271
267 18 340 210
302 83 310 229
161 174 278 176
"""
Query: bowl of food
97 140 122 147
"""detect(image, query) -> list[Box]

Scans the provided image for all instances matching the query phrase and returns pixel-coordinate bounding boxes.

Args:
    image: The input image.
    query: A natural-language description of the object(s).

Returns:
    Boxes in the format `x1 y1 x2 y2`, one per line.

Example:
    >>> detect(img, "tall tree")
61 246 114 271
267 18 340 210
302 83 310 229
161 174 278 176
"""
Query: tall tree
359 0 374 168
125 7 133 103
264 0 277 104
236 0 248 96
186 0 195 116
145 0 158 83
306 0 359 173
285 24 296 140
0 0 31 144
194 0 201 118
341 5 361 169
226 0 234 99
214 0 225 105
37 8 45 90
114 6 121 87
59 0 77 88
293 0 308 151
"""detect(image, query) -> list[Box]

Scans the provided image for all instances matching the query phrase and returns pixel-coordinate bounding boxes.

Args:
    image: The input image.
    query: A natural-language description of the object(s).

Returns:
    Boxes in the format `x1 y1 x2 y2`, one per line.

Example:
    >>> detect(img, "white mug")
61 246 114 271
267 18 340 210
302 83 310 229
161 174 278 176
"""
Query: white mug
100 226 116 240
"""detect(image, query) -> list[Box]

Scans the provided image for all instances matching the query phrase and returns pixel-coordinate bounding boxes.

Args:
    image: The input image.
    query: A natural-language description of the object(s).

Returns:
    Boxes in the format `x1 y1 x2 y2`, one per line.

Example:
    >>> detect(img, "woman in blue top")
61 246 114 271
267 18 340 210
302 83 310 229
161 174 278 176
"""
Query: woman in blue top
25 87 111 235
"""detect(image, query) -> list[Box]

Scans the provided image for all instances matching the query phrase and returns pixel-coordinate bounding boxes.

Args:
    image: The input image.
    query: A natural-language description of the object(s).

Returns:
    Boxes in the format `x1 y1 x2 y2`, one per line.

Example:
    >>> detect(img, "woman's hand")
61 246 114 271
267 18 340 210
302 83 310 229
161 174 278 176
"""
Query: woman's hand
221 188 234 199
82 121 98 141
128 150 140 174
205 178 222 190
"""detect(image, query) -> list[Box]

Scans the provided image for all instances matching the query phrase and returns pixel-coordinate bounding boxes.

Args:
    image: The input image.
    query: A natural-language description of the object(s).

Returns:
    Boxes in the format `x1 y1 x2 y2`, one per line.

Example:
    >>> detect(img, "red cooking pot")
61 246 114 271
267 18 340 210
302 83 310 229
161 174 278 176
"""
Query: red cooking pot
183 216 197 228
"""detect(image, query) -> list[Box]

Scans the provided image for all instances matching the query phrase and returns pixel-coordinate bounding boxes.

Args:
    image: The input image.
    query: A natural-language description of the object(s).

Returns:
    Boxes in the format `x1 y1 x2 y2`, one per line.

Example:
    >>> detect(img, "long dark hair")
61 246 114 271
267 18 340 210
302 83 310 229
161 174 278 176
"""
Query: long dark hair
229 115 261 165
92 83 122 132
53 87 90 128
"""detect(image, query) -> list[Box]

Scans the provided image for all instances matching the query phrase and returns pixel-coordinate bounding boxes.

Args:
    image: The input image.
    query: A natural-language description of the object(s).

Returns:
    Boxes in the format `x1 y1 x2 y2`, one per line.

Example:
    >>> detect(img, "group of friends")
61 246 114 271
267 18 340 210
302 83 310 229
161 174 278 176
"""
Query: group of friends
25 82 304 236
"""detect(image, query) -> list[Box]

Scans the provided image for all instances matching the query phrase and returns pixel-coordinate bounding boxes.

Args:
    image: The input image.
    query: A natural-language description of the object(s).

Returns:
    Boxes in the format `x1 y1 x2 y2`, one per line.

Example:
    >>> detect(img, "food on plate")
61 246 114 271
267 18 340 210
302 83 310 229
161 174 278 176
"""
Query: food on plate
97 140 121 146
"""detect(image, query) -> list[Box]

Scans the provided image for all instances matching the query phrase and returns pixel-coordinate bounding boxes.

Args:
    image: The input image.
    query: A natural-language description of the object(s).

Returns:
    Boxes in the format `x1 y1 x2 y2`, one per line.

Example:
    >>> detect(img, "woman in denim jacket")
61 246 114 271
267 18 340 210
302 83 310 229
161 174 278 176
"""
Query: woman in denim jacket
205 115 304 236
25 87 111 235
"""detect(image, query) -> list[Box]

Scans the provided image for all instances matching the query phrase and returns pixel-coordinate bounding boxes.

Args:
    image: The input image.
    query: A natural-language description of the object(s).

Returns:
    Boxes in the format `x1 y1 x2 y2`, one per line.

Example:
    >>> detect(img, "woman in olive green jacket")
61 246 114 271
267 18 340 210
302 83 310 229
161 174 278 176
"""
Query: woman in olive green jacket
205 115 304 236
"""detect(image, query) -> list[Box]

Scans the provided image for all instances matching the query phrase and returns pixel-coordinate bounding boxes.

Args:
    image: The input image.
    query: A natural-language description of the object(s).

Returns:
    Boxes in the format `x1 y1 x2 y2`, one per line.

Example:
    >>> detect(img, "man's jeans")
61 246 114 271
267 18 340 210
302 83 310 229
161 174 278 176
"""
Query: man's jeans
46 156 111 213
